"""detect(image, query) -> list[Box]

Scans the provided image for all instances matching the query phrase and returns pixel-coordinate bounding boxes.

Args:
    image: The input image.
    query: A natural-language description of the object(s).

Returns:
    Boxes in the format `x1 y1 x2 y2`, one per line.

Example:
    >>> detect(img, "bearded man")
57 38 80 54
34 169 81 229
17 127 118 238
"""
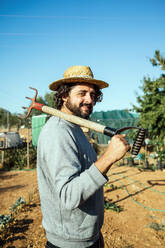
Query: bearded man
37 65 130 248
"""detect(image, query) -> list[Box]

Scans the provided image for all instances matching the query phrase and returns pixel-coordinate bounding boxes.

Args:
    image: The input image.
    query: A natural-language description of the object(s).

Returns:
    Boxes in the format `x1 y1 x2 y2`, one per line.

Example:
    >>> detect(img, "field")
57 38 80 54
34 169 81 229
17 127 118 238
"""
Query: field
0 165 165 248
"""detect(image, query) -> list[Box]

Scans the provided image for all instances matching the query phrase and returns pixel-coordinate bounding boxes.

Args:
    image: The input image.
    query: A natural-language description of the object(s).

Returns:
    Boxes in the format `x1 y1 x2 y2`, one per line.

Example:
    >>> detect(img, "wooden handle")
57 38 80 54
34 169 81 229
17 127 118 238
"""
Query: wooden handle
42 105 106 133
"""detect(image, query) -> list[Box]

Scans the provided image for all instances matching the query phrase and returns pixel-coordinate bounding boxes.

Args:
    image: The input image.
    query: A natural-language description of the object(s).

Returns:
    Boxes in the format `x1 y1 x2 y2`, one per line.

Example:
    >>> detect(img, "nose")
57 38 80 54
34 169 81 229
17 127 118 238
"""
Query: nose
84 93 93 104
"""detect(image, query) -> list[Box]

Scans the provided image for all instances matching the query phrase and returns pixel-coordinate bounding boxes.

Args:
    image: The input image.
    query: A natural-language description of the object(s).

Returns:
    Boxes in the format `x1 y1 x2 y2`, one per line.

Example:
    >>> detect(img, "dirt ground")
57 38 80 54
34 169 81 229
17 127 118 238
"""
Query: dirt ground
0 165 165 248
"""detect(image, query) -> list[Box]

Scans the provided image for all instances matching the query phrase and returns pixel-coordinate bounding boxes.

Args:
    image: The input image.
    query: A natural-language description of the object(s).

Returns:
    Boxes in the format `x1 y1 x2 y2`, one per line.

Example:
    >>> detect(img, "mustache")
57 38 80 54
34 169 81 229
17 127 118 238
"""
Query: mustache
80 103 93 109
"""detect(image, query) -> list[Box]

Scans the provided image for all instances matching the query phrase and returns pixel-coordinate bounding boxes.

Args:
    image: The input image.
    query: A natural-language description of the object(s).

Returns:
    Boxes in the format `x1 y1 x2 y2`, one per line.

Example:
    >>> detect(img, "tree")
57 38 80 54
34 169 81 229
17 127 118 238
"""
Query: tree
0 108 26 130
44 92 55 108
150 50 165 70
0 108 8 128
133 50 165 159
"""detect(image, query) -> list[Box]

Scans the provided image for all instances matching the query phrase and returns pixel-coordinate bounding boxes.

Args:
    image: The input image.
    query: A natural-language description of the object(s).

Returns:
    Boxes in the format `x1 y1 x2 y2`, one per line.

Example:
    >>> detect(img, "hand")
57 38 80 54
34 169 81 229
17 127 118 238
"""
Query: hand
105 134 130 164
95 134 130 175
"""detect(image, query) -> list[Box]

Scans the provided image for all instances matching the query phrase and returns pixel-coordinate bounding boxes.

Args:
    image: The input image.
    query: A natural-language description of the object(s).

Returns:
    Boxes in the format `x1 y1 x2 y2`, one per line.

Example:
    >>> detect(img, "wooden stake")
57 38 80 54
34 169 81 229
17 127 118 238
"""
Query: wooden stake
27 124 30 169
1 150 4 168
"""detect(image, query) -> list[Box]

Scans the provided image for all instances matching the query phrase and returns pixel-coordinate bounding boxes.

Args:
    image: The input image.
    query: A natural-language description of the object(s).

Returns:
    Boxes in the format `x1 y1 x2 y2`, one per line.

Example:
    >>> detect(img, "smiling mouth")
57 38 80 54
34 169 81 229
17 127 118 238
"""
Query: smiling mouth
81 105 92 112
82 105 89 110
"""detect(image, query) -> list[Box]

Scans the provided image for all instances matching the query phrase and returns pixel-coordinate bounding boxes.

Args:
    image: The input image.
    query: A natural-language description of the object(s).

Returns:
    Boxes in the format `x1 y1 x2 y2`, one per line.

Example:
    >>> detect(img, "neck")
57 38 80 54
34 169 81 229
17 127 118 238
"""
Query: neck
60 104 73 115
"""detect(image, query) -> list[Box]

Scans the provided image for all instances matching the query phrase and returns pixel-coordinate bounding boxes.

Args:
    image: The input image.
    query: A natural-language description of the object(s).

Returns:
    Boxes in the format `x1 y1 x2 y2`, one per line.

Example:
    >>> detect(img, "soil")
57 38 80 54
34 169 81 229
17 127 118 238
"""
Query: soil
0 165 165 248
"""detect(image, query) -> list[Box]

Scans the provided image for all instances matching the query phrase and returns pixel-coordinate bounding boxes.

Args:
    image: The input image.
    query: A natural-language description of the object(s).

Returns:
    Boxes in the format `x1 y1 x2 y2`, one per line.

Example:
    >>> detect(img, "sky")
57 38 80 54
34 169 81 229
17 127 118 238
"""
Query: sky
0 0 165 115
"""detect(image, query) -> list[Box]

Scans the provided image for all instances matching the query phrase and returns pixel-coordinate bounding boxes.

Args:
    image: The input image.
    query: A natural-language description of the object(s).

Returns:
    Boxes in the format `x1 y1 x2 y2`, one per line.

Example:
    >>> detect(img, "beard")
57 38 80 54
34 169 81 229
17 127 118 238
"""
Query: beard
65 99 93 119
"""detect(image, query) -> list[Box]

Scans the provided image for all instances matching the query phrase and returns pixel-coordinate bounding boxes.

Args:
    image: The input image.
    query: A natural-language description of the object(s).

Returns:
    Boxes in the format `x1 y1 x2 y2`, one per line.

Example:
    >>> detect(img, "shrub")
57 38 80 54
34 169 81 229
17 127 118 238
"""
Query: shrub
2 145 37 170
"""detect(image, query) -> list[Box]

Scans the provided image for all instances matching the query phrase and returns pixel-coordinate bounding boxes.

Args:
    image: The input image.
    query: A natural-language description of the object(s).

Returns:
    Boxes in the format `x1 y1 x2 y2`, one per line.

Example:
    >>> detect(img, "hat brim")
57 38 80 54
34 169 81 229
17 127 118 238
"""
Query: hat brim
49 77 109 91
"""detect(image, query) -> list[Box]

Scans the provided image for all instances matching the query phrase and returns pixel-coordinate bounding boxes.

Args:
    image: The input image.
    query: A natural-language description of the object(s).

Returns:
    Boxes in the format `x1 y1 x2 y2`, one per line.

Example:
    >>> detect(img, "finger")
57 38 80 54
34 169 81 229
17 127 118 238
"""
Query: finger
128 143 131 149
126 144 131 152
120 136 130 147
114 134 126 139
117 134 128 143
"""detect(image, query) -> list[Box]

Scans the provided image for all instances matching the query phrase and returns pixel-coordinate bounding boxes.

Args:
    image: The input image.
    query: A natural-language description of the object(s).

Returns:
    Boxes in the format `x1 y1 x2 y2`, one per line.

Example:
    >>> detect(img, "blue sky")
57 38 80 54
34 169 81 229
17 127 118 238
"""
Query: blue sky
0 0 165 114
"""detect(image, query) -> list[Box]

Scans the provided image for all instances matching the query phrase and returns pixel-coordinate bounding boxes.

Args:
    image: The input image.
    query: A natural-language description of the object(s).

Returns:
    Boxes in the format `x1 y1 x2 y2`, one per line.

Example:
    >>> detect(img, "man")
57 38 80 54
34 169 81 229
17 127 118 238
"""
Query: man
37 65 130 248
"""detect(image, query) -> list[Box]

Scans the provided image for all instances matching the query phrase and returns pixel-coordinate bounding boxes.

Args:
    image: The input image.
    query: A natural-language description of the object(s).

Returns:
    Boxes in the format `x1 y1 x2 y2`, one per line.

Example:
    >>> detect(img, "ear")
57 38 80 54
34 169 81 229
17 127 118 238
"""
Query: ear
62 94 68 103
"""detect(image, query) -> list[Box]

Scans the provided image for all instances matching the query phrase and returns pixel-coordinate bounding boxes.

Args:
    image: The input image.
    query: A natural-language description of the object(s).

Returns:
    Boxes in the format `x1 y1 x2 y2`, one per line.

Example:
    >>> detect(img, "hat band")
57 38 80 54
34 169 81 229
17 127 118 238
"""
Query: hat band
67 75 93 79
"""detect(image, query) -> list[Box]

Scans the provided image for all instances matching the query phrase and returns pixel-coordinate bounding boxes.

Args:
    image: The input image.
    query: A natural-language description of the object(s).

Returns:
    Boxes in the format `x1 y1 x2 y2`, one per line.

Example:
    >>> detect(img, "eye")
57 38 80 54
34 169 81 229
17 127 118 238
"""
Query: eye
78 91 86 97
90 93 96 100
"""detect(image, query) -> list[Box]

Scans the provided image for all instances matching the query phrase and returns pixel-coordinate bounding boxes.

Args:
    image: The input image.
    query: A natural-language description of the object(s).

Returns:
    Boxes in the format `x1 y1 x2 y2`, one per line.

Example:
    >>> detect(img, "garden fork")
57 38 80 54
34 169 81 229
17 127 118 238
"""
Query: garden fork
23 87 146 155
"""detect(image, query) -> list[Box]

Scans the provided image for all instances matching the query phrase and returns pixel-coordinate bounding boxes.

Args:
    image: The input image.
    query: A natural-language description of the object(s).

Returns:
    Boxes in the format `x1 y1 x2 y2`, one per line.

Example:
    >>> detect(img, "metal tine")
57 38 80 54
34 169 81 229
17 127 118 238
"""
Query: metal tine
29 87 38 100
22 87 39 118
25 96 32 100
29 86 37 90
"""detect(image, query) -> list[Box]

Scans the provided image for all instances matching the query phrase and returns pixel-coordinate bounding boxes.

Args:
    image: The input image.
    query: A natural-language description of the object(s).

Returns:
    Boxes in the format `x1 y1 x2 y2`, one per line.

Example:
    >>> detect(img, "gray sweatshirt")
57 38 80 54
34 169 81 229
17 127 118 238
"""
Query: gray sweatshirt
37 116 108 248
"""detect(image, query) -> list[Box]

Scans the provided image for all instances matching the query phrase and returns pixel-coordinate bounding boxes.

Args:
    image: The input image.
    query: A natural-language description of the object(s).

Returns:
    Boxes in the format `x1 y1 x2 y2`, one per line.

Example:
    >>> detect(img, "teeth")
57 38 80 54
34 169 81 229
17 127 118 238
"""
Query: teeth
131 128 146 155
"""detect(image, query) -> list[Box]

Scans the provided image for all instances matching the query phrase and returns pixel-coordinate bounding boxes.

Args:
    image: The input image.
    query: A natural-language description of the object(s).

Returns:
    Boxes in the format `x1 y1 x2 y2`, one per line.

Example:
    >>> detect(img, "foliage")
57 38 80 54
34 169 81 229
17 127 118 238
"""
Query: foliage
9 197 26 213
126 129 138 144
126 157 135 166
150 164 157 171
147 222 165 231
149 139 165 161
45 92 56 107
104 183 120 191
0 197 26 233
0 214 13 232
0 108 26 129
0 108 9 127
133 75 165 139
150 50 165 70
104 200 123 212
133 50 165 155
2 146 37 170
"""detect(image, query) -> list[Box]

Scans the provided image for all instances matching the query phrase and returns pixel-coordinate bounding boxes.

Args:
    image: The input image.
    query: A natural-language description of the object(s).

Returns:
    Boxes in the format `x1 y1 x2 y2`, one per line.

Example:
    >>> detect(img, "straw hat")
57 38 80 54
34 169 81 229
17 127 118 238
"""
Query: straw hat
49 65 109 91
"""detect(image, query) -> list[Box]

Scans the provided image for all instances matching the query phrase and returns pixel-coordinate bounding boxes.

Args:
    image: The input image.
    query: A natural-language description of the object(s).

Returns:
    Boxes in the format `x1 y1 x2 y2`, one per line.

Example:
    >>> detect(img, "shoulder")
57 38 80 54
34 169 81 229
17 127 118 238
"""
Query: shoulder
39 116 79 141
38 116 81 153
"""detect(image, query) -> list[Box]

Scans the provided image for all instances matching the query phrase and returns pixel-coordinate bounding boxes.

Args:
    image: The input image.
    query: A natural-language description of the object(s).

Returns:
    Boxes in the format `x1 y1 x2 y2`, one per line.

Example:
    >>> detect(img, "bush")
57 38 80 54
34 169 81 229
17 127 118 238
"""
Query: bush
1 145 37 170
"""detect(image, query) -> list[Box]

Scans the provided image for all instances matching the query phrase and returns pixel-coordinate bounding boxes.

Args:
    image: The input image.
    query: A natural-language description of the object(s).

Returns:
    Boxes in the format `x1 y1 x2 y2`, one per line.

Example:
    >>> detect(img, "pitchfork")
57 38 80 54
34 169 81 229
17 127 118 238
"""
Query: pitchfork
23 87 146 155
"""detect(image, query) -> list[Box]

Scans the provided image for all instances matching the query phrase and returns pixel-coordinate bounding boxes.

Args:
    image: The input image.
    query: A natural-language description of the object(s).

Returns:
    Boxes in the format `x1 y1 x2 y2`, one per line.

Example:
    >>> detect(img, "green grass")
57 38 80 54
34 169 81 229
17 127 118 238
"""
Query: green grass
147 222 165 231
104 201 123 212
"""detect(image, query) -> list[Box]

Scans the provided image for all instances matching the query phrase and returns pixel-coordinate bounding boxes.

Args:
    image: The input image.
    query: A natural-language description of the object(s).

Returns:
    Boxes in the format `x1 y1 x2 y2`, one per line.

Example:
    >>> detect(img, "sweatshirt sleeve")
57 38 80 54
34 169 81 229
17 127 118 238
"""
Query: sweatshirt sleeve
38 122 108 210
